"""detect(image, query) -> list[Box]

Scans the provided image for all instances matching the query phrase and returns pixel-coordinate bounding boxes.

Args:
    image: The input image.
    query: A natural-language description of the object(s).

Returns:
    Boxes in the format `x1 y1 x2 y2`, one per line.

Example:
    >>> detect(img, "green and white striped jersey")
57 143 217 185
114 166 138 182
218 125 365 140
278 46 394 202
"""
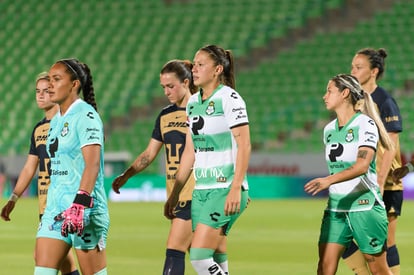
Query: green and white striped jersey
323 112 384 212
187 84 249 190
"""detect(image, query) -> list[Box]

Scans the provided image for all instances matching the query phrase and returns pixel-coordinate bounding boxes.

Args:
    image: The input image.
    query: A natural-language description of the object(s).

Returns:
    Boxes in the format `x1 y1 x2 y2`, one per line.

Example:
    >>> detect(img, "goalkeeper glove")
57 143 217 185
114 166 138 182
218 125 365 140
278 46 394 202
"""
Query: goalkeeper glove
54 190 93 237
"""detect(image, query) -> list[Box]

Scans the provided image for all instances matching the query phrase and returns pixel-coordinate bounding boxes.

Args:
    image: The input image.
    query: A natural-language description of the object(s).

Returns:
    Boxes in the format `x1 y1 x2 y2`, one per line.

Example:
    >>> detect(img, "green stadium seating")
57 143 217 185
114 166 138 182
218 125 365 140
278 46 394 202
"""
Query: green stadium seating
1 0 414 156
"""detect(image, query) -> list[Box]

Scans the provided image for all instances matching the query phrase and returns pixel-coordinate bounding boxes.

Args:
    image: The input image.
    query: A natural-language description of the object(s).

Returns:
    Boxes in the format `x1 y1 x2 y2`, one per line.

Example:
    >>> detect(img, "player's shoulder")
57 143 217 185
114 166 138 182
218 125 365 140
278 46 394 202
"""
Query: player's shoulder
33 117 49 129
160 103 178 114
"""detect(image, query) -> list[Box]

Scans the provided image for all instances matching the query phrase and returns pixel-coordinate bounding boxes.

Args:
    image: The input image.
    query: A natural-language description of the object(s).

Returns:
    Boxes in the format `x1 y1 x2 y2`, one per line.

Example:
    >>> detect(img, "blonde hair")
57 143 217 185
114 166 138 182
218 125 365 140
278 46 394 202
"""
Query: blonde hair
331 74 394 151
36 71 49 83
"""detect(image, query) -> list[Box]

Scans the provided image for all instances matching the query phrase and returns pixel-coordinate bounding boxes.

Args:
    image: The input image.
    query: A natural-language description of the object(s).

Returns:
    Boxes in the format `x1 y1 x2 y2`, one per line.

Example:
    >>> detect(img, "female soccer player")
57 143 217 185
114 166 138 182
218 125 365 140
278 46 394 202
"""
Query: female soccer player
34 59 109 275
342 48 403 275
112 59 197 275
304 74 393 275
1 72 79 275
164 44 251 275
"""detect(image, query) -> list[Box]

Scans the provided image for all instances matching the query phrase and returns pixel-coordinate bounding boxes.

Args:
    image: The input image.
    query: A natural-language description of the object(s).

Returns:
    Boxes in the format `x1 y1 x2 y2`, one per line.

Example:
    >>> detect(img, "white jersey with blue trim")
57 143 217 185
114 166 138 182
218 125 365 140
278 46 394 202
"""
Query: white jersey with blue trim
46 99 107 216
324 112 384 212
187 84 249 190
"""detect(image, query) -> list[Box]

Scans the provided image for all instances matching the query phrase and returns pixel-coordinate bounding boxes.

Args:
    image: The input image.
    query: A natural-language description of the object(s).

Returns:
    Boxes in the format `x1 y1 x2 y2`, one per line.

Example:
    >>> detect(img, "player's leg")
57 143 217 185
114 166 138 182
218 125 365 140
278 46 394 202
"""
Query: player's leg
383 190 403 275
363 251 392 275
73 213 109 275
341 240 370 275
387 215 400 275
353 204 392 275
60 249 80 275
190 224 226 275
190 188 248 275
163 200 193 275
34 237 71 274
214 238 228 274
318 243 345 275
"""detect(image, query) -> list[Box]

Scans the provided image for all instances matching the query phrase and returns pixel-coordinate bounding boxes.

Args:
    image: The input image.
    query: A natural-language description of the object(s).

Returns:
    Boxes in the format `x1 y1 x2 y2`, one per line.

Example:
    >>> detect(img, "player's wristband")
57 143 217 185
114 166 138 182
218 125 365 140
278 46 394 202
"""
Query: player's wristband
73 190 93 208
9 192 19 203
405 162 414 173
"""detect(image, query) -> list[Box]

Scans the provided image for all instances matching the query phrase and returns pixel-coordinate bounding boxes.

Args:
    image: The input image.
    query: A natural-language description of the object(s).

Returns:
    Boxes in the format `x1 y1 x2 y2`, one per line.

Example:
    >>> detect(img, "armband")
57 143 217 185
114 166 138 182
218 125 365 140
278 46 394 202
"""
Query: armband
73 190 94 208
405 162 414 173
9 192 19 203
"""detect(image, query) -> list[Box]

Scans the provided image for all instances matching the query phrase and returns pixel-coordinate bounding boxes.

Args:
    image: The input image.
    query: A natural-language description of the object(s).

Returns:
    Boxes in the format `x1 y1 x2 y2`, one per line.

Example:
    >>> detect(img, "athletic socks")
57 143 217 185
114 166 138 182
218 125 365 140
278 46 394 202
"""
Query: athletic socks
163 248 185 275
387 245 400 275
190 248 226 275
213 253 229 275
34 266 59 275
342 241 370 275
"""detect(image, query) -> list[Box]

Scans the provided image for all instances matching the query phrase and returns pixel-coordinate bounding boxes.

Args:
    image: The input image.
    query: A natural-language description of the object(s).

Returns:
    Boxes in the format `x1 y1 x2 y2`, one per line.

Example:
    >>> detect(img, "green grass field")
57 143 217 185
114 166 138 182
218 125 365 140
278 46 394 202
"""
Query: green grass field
1 198 413 274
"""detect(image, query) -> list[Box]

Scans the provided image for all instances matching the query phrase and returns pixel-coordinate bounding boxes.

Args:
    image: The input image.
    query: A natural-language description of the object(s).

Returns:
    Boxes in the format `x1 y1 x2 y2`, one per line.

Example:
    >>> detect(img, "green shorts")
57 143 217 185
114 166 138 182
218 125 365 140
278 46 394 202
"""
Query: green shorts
319 204 388 254
37 211 109 250
191 187 249 235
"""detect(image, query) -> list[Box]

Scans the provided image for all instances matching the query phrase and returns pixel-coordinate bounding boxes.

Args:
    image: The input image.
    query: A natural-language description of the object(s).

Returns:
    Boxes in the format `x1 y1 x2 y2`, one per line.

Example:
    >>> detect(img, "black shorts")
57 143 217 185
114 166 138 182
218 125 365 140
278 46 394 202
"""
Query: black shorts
382 190 403 216
174 200 191 220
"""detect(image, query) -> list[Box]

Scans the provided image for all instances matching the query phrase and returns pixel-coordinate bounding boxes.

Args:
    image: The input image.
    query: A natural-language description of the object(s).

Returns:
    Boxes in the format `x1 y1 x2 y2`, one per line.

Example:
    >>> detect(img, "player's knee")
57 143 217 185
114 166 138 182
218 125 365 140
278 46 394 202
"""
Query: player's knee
190 248 225 275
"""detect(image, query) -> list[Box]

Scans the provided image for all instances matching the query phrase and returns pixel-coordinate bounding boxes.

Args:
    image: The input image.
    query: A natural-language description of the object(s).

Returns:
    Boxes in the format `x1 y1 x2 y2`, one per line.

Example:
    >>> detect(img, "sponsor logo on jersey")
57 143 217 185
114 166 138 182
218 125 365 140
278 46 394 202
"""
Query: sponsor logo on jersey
197 146 214 152
61 122 69 137
195 167 224 179
385 115 399 123
358 199 369 205
36 134 48 142
51 169 68 176
206 101 215 115
166 121 187 128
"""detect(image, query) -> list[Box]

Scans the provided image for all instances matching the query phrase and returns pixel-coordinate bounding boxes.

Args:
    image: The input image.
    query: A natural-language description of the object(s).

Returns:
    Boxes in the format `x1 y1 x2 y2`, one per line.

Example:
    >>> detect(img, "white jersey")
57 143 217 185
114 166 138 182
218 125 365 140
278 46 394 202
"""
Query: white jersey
187 84 249 190
324 112 384 212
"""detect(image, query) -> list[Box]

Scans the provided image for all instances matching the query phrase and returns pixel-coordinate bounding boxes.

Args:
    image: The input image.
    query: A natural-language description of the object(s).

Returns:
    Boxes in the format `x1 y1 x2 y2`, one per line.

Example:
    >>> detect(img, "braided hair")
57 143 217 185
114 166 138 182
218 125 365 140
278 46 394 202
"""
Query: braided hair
57 58 98 112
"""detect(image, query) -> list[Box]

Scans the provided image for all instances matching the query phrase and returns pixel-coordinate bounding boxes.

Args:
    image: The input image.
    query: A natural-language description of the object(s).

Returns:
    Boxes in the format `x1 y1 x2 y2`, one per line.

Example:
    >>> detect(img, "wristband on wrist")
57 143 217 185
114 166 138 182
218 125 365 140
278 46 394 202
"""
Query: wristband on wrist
405 162 414 173
9 192 19 203
73 190 93 208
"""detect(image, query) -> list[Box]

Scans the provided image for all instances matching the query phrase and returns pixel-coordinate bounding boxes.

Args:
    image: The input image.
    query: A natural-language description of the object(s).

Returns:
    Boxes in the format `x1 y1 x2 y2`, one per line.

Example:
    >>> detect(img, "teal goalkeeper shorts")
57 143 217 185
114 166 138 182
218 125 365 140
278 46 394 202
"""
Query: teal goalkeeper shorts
191 187 249 235
37 211 109 251
319 203 388 254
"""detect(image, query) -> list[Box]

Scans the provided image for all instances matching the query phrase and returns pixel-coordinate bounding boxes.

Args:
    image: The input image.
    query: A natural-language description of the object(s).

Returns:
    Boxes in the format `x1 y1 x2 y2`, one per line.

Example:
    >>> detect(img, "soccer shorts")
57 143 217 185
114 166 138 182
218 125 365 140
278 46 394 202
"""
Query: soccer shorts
174 200 191 220
319 204 388 255
191 187 249 235
37 211 109 251
382 190 403 216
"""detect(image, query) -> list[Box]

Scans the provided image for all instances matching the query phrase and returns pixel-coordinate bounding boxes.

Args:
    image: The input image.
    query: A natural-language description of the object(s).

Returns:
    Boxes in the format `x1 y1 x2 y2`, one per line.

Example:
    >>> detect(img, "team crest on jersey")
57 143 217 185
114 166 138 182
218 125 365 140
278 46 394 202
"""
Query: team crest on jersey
205 101 215 115
61 122 69 137
345 129 354 142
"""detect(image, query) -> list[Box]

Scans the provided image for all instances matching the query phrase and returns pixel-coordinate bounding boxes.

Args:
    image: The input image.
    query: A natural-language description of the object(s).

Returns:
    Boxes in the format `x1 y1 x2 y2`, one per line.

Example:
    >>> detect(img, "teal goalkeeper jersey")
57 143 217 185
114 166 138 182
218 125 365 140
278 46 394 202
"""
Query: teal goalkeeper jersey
46 99 107 216
187 84 249 190
324 112 384 212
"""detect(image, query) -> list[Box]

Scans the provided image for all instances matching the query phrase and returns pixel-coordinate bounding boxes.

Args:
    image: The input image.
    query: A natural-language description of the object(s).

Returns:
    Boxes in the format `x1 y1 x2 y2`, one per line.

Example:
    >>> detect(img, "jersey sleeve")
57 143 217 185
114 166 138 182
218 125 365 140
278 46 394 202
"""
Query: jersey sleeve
29 125 37 155
151 111 163 142
223 90 249 128
358 116 378 150
77 110 104 148
380 97 402 133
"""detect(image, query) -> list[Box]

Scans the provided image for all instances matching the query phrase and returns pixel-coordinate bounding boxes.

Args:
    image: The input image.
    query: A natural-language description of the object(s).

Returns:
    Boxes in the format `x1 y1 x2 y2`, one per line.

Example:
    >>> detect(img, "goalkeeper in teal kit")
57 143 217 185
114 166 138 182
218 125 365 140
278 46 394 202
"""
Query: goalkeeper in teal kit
35 58 109 275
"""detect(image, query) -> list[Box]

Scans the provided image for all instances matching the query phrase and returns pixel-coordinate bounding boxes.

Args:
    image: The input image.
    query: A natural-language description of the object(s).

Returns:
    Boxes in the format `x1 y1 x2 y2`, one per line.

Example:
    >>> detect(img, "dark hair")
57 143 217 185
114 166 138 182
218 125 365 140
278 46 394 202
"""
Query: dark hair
160 59 197 94
356 48 387 80
57 58 98 112
199 44 235 89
